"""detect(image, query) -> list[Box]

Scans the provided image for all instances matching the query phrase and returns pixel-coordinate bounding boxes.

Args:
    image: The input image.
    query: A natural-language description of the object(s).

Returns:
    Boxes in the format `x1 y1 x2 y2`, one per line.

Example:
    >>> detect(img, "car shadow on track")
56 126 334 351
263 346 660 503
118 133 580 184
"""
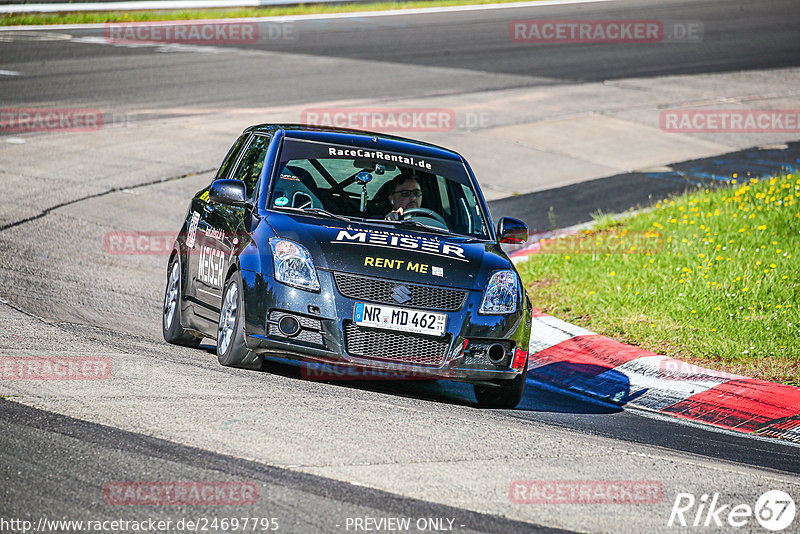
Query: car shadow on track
199 343 628 415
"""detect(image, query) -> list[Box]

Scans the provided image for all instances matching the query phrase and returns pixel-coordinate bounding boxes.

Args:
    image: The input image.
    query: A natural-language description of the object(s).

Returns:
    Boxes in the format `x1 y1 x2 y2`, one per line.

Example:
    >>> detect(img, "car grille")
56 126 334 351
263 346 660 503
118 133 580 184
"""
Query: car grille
343 321 450 367
333 272 466 311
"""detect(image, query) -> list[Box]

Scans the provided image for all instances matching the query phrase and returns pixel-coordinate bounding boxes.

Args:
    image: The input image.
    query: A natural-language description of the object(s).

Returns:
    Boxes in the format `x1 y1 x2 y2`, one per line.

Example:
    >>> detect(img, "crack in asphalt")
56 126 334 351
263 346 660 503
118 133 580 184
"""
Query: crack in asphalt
280 452 612 469
0 167 215 232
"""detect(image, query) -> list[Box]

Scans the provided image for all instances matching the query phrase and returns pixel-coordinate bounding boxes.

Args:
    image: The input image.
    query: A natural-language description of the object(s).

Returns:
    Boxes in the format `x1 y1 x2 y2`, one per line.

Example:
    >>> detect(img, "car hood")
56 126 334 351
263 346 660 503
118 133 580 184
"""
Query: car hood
264 212 512 290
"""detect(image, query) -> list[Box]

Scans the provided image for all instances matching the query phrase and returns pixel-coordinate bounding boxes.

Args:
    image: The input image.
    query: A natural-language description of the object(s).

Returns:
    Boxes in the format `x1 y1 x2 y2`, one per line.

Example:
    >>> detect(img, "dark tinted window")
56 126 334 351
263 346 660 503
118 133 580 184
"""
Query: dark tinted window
215 133 249 181
231 134 271 197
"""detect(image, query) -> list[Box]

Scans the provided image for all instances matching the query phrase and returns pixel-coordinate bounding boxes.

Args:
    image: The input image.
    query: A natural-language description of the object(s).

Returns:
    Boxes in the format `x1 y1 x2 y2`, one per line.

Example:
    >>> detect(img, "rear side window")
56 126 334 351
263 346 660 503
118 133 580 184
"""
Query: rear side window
230 134 271 198
215 133 249 181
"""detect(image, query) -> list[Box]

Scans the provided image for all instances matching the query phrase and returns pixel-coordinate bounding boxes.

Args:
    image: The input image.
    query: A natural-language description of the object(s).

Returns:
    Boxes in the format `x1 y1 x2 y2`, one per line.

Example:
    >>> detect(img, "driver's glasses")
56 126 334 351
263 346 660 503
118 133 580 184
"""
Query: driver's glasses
394 189 422 198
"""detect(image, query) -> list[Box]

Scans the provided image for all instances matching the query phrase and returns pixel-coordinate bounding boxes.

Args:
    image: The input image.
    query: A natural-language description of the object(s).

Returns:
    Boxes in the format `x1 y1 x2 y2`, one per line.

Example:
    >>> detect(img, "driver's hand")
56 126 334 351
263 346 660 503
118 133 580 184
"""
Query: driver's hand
385 207 404 221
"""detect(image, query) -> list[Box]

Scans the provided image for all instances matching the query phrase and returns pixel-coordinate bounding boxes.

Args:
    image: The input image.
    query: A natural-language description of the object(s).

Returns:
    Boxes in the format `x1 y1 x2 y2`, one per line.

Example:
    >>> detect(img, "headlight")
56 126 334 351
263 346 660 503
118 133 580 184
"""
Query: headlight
269 238 320 291
479 270 518 314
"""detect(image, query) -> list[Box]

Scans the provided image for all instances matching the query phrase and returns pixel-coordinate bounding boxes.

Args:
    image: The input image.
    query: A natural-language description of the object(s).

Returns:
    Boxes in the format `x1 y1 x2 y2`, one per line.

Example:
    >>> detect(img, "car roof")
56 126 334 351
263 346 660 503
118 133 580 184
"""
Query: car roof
243 123 465 163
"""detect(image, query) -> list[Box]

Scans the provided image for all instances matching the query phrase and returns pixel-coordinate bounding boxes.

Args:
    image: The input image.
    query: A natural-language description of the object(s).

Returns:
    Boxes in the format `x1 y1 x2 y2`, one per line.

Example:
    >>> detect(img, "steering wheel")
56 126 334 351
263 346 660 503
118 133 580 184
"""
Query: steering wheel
402 207 448 227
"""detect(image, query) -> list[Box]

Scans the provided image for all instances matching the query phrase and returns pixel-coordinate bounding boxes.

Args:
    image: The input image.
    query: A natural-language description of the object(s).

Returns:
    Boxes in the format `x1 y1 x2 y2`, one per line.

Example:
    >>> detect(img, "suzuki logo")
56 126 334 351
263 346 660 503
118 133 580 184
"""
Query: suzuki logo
392 285 412 304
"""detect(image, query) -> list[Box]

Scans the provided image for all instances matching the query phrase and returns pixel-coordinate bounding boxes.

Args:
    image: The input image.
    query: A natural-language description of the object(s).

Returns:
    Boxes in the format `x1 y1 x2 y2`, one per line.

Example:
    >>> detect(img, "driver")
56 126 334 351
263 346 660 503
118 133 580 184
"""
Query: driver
385 175 423 221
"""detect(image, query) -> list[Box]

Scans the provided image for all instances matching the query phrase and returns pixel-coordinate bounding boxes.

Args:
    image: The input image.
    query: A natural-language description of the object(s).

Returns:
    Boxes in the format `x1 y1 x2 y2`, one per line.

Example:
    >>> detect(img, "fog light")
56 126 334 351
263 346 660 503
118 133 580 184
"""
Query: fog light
278 315 301 337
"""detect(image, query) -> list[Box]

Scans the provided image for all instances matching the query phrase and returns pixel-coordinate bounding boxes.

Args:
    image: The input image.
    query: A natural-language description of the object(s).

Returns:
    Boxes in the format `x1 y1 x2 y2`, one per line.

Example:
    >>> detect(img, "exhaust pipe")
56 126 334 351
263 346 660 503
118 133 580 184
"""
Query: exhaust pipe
487 343 506 364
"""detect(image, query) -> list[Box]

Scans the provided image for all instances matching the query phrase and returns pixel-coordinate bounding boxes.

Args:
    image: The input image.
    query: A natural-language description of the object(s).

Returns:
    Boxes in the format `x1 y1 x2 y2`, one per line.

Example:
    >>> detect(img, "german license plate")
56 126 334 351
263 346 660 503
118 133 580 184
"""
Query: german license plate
353 302 446 337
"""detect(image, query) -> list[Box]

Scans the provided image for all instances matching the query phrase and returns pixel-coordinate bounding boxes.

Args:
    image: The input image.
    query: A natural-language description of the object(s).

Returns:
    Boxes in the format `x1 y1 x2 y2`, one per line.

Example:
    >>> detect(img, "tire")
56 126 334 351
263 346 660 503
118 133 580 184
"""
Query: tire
163 257 202 347
473 361 528 409
217 275 261 369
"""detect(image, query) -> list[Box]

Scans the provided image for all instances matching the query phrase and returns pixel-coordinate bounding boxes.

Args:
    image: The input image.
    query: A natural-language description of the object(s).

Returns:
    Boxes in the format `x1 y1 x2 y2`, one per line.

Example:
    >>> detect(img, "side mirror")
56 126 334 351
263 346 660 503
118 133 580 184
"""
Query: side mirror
497 217 528 244
209 179 247 207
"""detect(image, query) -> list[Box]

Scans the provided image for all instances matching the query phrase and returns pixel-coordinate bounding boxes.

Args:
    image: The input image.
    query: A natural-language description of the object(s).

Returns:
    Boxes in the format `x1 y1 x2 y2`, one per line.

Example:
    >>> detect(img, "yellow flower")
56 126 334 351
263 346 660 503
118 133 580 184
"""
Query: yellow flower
608 272 615 277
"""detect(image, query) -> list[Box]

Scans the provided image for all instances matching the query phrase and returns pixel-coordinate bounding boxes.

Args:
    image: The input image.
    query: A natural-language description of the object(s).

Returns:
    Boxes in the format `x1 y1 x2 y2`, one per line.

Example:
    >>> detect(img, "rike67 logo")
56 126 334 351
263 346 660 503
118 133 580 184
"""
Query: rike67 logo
668 490 795 531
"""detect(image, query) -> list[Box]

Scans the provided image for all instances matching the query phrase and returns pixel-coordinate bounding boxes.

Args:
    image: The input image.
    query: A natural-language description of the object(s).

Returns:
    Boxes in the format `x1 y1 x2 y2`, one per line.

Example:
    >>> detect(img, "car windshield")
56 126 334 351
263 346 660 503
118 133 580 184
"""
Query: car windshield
268 138 490 239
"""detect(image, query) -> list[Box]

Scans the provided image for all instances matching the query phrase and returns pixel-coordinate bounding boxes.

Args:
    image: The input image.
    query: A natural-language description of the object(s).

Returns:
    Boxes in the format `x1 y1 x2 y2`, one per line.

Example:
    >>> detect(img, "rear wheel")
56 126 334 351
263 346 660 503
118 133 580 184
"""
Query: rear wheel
163 258 201 347
217 276 261 369
473 361 527 409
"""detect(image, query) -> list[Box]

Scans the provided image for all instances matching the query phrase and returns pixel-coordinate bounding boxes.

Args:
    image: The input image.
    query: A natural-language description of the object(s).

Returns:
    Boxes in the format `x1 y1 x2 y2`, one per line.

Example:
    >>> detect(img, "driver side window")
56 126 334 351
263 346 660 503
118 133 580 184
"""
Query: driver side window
230 134 271 198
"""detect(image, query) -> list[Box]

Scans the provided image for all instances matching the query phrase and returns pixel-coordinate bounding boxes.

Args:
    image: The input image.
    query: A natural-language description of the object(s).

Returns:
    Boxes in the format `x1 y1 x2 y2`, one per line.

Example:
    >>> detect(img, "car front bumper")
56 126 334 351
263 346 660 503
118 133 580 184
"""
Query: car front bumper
240 269 531 383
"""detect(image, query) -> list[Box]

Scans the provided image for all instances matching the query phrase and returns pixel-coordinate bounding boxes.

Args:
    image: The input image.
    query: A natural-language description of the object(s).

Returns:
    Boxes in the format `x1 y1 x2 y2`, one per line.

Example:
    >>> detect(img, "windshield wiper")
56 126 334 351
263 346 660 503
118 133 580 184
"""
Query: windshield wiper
386 218 451 235
300 207 353 223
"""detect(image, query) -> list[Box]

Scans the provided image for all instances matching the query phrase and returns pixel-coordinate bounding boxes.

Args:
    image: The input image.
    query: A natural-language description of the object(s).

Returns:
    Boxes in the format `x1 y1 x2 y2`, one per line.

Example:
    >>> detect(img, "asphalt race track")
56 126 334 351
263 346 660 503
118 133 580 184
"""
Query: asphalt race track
2 0 800 532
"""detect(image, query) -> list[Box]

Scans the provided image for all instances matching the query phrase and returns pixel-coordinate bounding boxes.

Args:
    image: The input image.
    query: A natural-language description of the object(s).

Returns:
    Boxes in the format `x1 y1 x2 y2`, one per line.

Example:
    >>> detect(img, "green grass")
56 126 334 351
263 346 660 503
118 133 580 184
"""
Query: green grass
2 0 538 26
518 174 800 385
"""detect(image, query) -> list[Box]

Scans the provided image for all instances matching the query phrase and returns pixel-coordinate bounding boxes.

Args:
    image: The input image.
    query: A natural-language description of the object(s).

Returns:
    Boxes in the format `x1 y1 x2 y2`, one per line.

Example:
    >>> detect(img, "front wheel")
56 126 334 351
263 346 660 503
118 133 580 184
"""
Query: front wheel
217 275 261 369
163 258 201 347
473 361 527 409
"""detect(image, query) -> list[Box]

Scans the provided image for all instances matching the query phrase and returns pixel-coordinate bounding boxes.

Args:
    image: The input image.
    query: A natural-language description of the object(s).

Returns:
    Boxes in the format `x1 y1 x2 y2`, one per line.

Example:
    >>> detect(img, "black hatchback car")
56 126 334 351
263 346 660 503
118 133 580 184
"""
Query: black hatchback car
163 124 533 408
